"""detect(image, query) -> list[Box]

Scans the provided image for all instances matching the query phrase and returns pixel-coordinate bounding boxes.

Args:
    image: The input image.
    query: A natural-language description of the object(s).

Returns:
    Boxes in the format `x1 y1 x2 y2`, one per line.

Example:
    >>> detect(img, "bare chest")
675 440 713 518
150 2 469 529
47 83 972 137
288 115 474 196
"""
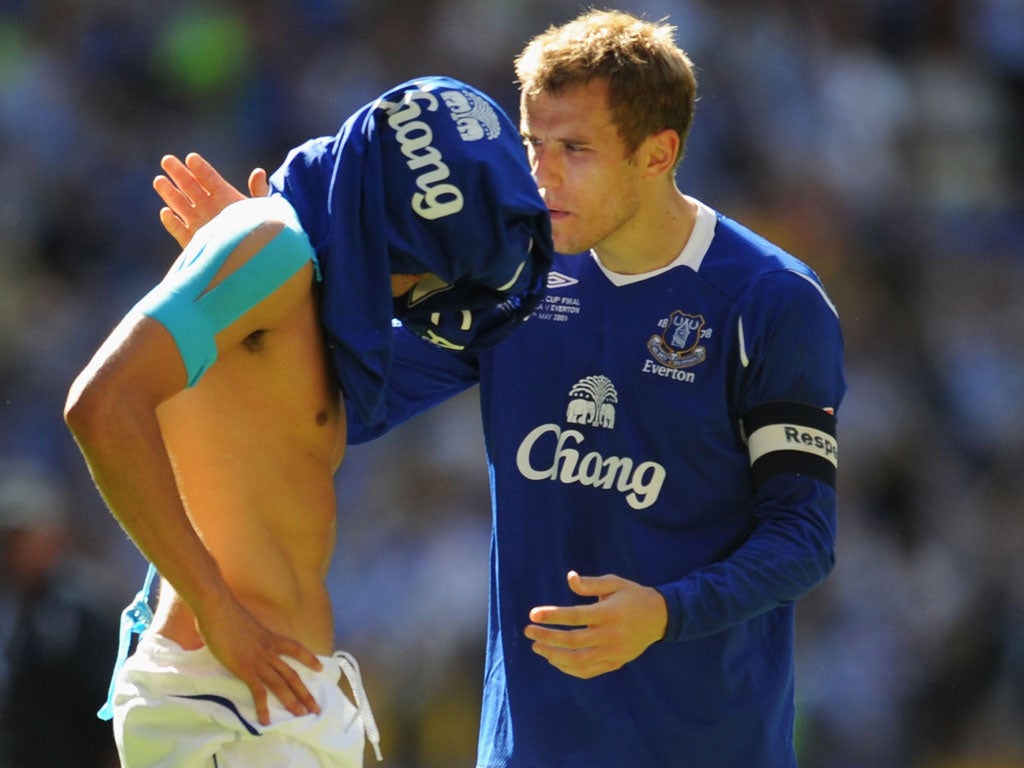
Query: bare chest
156 300 346 490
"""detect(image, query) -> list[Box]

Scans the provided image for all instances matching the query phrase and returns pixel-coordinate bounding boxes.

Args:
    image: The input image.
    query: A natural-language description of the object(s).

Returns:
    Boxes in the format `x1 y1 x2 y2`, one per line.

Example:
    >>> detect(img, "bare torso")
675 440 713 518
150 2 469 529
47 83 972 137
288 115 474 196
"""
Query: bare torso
151 281 344 655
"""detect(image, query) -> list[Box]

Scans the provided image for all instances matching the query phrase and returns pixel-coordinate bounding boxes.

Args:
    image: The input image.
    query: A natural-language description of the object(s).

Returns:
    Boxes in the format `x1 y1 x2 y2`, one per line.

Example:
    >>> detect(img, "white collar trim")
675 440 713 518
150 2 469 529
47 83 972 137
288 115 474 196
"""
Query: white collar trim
591 196 717 286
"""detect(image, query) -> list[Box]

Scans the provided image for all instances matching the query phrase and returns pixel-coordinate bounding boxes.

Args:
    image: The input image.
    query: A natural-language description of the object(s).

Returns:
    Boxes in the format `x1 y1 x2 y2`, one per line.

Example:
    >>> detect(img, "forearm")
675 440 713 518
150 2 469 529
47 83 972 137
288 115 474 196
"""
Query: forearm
66 373 232 621
658 475 837 642
347 325 480 443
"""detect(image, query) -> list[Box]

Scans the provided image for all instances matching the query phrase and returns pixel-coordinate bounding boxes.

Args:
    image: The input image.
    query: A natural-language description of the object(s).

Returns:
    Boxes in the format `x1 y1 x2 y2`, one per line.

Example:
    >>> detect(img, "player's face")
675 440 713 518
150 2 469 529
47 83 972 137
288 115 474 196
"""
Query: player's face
520 79 645 257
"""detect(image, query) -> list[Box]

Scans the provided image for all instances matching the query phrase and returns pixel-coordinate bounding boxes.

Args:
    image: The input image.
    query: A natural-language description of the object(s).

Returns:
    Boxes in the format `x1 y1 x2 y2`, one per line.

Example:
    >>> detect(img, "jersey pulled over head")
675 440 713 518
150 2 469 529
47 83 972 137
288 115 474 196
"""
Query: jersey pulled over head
269 76 553 429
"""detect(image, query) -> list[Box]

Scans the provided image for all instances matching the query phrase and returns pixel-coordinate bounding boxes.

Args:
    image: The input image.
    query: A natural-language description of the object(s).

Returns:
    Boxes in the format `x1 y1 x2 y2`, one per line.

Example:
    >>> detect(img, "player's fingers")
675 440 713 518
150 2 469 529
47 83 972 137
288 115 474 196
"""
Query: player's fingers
567 571 623 597
270 657 321 717
184 151 211 172
160 154 208 204
158 153 187 182
153 174 195 218
528 603 589 627
533 643 621 680
157 206 190 249
186 152 241 202
246 678 271 727
248 167 270 198
275 636 323 672
531 642 596 676
524 623 593 650
269 637 322 716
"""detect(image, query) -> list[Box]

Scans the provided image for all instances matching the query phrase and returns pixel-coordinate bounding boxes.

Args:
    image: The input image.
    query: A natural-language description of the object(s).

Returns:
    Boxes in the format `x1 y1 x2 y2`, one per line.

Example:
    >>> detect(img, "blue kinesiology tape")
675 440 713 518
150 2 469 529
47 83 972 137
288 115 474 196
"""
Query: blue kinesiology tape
134 196 317 386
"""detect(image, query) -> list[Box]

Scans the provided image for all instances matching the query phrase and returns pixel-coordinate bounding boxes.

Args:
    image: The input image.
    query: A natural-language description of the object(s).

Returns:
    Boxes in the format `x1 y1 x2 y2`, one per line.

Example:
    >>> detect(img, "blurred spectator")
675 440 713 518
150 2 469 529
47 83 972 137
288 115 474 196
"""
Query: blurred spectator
0 460 120 768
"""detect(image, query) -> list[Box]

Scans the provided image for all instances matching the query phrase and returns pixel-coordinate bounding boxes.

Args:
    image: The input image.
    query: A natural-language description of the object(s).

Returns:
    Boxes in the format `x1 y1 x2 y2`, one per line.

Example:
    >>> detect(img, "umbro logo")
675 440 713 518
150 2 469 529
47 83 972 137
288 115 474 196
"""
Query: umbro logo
545 271 578 289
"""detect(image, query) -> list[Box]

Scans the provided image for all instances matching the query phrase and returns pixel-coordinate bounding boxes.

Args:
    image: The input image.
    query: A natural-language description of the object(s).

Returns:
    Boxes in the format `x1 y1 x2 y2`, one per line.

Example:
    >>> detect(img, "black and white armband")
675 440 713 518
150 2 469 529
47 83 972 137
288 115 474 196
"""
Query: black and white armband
741 402 838 488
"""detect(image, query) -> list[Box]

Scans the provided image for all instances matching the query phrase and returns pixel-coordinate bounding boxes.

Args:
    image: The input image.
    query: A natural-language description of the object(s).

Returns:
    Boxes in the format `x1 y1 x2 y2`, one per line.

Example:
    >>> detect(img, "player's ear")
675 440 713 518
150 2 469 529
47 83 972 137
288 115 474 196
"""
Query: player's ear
640 129 680 179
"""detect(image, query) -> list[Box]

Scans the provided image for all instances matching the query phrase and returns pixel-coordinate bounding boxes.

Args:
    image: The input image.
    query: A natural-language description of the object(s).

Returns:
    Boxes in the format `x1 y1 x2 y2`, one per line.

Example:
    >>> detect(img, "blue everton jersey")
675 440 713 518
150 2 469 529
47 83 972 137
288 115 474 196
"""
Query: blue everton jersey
349 200 846 767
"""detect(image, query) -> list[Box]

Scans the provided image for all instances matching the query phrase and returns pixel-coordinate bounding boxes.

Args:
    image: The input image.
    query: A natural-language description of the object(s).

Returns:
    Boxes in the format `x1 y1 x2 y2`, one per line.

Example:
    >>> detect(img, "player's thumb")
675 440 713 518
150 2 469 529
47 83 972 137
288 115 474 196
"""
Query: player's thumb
566 570 621 598
248 168 271 198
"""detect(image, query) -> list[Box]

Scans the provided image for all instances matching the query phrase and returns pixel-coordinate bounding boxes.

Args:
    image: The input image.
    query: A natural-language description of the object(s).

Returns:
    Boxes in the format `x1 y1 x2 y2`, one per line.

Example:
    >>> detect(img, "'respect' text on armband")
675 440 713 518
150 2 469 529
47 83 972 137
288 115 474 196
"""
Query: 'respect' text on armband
741 401 838 488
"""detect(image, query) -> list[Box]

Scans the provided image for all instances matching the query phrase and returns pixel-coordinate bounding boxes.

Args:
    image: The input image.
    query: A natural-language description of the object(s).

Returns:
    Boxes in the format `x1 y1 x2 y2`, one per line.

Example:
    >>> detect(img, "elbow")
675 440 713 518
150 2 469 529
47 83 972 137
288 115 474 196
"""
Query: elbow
813 545 836 586
64 376 97 441
64 371 119 445
803 514 837 587
801 530 837 592
65 362 166 447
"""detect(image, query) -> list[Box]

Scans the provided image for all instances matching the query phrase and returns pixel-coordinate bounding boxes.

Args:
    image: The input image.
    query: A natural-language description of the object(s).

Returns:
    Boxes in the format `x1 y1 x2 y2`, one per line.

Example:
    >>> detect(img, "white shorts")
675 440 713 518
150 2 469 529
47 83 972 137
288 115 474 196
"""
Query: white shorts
112 633 381 768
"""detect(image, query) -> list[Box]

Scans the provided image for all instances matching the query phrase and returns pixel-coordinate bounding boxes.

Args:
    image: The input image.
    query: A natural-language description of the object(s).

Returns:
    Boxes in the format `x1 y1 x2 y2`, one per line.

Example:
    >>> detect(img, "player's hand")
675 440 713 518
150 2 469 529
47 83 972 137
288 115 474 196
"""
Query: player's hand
153 152 270 248
195 597 323 727
524 570 668 679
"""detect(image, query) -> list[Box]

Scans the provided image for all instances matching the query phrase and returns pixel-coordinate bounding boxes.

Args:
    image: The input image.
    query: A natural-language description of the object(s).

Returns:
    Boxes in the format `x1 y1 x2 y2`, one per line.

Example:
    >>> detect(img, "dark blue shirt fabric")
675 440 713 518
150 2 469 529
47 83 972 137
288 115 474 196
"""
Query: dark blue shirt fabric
269 76 553 432
348 202 846 768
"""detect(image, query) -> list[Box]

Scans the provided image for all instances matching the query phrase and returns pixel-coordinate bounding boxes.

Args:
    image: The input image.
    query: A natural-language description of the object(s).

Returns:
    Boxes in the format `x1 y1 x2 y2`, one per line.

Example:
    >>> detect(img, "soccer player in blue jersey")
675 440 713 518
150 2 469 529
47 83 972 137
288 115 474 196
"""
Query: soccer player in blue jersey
64 77 551 767
157 10 846 766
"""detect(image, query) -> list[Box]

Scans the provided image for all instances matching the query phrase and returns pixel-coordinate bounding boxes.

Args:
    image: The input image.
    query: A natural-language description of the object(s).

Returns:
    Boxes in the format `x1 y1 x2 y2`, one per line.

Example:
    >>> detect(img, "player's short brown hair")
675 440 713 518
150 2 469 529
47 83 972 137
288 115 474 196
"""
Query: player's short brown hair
514 9 698 168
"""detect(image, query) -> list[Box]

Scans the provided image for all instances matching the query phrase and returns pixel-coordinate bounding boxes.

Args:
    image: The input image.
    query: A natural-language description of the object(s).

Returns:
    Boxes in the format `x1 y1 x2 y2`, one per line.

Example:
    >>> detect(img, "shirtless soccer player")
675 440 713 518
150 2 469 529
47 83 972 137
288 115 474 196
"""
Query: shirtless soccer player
64 77 551 768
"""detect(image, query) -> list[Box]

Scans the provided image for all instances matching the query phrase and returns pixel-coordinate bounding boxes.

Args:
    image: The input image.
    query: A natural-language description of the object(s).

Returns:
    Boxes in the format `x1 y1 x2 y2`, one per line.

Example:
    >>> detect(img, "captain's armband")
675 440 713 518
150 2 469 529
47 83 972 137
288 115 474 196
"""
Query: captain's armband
741 402 838 488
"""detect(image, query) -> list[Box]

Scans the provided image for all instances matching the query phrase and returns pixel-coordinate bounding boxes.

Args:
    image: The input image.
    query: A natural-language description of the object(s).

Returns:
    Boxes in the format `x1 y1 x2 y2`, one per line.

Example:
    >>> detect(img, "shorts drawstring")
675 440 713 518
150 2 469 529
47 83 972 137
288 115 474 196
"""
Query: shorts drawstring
98 563 157 720
334 650 383 762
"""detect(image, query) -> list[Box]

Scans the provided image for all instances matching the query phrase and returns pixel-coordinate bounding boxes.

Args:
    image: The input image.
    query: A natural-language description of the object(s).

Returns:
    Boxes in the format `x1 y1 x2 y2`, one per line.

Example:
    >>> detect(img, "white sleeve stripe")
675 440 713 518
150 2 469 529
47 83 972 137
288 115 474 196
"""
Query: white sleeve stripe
738 316 749 368
788 269 839 318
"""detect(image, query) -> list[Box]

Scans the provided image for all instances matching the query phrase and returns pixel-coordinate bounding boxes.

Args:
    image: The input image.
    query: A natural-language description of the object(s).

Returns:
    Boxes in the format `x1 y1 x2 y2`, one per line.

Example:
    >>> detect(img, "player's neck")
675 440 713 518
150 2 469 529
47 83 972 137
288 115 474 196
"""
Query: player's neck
593 189 697 276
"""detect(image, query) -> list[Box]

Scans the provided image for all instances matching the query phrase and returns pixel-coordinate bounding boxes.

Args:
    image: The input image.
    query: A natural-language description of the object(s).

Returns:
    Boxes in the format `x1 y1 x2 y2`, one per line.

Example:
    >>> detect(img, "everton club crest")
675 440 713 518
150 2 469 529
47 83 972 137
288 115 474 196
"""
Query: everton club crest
647 310 708 368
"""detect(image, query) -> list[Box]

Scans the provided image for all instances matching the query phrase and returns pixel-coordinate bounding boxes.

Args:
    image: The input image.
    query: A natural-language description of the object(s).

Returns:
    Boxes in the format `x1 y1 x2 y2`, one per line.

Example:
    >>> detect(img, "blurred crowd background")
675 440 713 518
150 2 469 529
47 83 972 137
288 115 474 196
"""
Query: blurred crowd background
1 0 1022 766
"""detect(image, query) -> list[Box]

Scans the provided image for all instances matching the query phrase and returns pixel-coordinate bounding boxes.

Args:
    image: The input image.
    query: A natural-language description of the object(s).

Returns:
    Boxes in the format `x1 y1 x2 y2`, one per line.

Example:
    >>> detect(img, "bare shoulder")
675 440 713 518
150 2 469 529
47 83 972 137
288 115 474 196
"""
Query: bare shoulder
199 198 317 302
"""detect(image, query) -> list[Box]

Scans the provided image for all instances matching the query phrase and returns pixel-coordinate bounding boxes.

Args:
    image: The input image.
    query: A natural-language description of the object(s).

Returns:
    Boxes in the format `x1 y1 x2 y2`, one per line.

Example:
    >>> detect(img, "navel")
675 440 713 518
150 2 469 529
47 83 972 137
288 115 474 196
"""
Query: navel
316 410 329 426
